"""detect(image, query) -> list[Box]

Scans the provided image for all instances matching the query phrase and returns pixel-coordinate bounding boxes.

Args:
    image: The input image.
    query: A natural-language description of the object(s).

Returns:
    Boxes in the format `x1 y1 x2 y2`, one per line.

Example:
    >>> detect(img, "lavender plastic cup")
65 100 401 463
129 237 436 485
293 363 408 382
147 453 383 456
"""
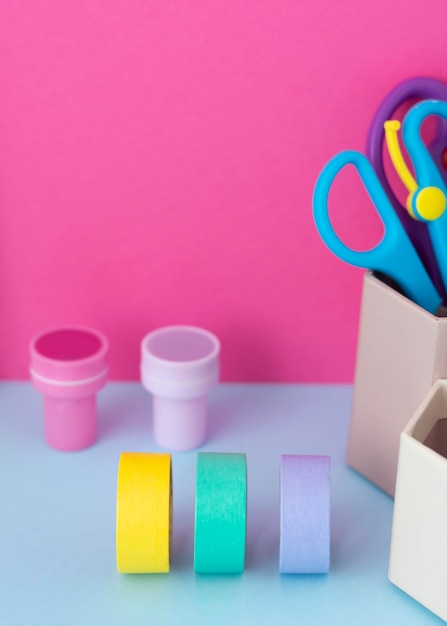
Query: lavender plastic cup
141 326 220 450
30 327 109 451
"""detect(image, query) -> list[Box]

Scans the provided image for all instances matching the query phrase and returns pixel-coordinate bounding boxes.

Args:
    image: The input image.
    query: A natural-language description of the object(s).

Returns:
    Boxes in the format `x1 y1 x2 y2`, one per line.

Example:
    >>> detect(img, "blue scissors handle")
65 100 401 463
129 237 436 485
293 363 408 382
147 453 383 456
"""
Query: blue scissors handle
403 99 447 188
366 78 447 301
402 100 447 293
313 150 441 313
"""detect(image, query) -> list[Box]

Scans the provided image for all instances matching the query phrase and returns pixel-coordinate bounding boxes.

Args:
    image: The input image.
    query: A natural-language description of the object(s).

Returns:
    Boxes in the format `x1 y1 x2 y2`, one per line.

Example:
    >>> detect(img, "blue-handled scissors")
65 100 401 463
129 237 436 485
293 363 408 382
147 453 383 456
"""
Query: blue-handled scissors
366 77 447 300
387 99 447 295
312 149 442 313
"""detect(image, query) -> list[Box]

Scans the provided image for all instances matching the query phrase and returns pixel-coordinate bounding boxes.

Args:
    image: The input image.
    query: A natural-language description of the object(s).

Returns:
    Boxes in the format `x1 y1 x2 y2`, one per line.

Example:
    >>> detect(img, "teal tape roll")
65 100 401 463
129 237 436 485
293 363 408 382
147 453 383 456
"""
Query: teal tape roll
194 452 247 574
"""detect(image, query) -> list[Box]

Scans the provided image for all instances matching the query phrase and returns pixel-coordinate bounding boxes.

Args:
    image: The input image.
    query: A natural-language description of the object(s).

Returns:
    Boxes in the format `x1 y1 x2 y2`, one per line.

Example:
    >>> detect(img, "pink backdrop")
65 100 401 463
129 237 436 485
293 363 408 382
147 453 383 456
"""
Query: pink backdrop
0 0 445 382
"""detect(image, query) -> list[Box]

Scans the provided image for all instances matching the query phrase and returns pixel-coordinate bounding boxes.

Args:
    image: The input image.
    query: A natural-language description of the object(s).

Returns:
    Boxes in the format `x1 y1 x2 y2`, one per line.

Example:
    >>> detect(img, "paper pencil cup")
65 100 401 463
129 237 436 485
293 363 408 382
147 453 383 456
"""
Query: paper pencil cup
30 327 109 451
346 272 447 495
141 326 220 451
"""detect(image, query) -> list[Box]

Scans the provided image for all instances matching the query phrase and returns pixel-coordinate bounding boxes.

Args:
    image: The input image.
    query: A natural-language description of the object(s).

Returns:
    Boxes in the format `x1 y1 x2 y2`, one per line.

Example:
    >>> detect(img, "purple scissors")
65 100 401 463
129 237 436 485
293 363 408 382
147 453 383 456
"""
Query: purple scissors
366 77 447 300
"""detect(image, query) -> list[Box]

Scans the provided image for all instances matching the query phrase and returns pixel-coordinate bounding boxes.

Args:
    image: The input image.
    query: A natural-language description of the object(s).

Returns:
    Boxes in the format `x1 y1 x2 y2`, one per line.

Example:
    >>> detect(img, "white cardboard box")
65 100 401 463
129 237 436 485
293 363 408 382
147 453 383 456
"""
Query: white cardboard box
389 379 447 621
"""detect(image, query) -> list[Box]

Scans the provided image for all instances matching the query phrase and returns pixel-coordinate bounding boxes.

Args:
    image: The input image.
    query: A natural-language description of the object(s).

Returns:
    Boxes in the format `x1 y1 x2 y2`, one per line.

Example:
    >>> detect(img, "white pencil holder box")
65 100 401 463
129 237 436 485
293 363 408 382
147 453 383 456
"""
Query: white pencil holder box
389 379 447 621
346 271 447 496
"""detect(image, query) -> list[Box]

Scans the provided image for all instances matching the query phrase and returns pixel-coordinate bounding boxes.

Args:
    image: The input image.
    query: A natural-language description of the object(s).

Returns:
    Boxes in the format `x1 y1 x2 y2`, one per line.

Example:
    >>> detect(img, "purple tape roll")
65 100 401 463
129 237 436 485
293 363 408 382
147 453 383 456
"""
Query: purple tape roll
280 454 330 574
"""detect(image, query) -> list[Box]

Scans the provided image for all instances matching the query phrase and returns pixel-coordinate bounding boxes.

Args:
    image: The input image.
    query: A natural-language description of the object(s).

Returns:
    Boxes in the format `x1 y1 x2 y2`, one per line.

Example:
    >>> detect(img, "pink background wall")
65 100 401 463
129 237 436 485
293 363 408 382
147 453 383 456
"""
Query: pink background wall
0 0 445 382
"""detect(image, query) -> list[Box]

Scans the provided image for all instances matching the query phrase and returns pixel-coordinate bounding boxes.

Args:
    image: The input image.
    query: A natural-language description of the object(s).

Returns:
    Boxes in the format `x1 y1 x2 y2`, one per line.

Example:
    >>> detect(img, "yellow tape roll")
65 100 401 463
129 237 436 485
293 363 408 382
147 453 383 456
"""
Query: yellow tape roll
116 452 172 573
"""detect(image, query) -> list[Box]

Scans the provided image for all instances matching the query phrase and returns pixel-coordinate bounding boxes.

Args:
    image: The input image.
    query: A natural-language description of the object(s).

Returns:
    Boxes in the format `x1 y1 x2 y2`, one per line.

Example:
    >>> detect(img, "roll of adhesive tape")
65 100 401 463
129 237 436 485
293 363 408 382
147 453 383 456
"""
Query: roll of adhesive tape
116 452 172 573
194 452 247 574
280 454 330 574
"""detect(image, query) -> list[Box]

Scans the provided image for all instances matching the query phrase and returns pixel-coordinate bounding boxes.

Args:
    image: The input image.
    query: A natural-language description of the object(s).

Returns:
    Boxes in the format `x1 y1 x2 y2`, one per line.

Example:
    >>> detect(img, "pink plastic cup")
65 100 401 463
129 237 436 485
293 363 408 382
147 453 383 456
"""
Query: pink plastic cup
141 326 220 451
30 327 109 451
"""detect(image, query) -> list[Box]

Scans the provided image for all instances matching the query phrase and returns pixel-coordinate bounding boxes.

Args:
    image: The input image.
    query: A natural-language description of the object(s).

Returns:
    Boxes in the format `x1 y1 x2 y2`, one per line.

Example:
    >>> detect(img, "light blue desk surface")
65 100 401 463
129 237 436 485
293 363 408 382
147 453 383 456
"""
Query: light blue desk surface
0 382 442 625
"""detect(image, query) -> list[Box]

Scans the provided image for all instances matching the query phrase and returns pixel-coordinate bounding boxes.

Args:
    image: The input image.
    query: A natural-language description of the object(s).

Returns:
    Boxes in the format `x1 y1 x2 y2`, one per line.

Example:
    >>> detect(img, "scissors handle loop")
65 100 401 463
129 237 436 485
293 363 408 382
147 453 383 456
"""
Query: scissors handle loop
402 99 447 293
314 151 397 266
313 150 441 313
384 119 447 221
